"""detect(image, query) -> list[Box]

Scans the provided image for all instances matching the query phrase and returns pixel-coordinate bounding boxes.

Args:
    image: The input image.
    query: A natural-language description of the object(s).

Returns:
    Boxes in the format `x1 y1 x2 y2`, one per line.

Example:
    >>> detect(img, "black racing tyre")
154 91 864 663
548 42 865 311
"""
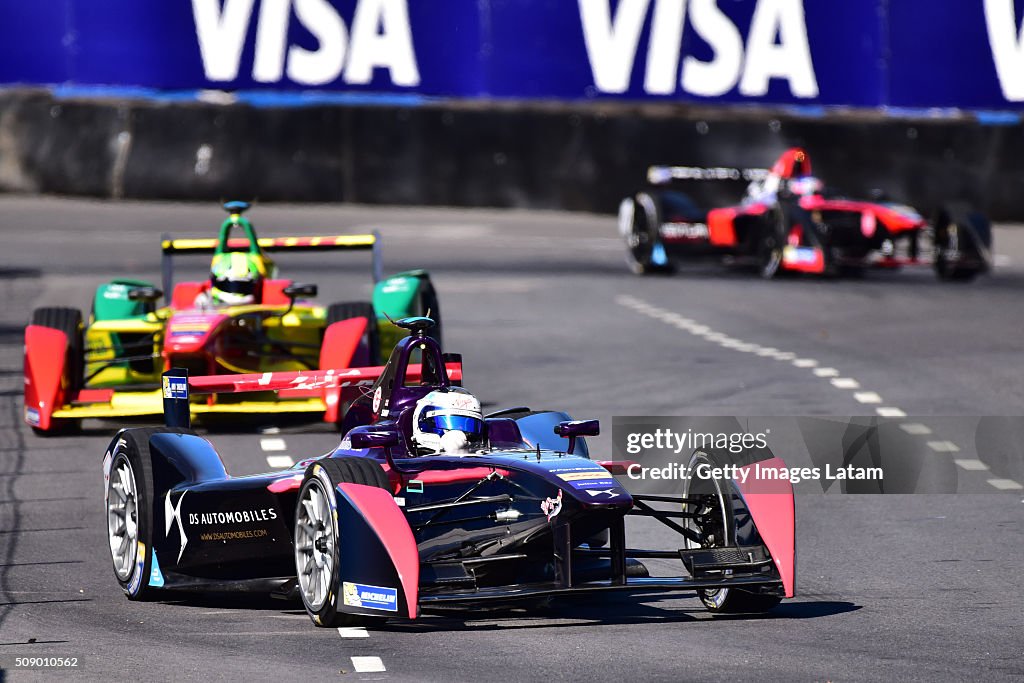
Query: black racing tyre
294 457 390 628
620 192 676 275
758 206 789 279
681 450 781 614
105 427 193 600
934 205 992 282
30 306 84 435
697 586 783 614
326 301 381 366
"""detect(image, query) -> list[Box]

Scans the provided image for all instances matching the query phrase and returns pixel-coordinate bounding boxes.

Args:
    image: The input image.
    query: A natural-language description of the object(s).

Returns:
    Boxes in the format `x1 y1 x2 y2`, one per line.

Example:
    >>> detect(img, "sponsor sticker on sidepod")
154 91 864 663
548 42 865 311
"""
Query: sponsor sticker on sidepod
343 582 398 612
556 470 617 490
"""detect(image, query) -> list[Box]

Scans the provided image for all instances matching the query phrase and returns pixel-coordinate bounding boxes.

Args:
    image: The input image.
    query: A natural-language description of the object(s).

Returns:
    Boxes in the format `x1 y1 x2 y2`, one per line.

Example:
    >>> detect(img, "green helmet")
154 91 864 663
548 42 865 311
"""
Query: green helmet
208 203 277 305
210 251 266 305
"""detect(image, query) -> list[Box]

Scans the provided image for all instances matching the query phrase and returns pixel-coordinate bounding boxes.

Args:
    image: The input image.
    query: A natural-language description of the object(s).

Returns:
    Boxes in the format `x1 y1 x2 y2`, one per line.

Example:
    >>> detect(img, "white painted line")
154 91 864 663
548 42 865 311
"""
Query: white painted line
927 441 960 453
900 423 932 435
876 407 907 418
994 254 1011 267
338 626 369 638
351 656 386 673
260 426 281 434
987 478 1023 490
615 296 891 411
954 459 989 471
260 437 287 452
266 455 295 469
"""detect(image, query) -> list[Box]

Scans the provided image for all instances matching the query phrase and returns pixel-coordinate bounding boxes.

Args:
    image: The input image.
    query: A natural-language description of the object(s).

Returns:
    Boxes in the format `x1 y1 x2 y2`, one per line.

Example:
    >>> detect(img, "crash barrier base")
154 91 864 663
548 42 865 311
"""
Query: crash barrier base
2 89 1021 219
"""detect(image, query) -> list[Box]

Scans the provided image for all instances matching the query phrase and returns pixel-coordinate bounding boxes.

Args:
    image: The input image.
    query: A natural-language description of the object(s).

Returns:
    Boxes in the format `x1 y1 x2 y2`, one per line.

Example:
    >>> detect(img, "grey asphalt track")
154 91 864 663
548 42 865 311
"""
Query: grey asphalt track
0 197 1022 681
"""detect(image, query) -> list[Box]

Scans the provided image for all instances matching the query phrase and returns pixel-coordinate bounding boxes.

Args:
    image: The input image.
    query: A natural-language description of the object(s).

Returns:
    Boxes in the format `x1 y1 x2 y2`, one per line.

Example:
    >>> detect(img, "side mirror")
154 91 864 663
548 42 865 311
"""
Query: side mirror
554 419 600 455
350 430 400 450
128 286 164 302
596 460 635 475
283 283 318 299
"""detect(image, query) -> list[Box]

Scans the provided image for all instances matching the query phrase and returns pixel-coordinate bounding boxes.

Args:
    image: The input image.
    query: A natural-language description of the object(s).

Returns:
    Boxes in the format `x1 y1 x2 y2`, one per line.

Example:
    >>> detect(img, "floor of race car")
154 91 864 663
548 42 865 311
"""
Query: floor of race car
0 198 1021 681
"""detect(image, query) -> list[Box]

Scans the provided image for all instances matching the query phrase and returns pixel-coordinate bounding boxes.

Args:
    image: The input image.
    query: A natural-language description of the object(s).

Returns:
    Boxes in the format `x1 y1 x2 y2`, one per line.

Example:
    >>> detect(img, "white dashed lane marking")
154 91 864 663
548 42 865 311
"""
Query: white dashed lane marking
266 455 295 469
617 294 893 414
615 294 1023 492
338 627 369 638
876 407 907 418
261 435 292 468
954 459 989 471
900 423 932 435
351 656 386 673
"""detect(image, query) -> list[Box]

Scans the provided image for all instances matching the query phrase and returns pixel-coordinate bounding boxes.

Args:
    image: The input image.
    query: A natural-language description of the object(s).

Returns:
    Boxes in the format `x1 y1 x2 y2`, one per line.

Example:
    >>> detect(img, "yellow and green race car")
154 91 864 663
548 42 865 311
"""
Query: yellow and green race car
24 201 441 435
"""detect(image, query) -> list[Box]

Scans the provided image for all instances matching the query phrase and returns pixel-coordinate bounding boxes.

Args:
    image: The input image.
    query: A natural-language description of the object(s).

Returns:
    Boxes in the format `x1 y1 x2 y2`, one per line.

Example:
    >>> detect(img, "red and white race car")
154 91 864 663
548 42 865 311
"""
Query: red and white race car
619 148 992 281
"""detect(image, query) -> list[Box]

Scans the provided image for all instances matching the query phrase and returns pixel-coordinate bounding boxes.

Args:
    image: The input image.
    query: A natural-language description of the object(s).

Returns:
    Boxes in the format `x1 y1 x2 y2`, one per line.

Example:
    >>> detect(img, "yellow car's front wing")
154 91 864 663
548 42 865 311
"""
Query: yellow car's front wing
52 389 326 420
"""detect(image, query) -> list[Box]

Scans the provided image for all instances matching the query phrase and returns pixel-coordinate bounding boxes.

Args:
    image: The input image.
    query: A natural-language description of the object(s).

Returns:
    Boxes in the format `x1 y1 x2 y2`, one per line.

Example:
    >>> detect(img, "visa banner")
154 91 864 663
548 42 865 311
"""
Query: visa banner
0 0 1023 110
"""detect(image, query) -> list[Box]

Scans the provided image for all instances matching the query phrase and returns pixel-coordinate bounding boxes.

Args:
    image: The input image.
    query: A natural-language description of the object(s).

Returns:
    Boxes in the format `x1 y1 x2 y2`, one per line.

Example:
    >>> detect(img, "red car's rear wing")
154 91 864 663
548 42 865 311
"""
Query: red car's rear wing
647 165 769 185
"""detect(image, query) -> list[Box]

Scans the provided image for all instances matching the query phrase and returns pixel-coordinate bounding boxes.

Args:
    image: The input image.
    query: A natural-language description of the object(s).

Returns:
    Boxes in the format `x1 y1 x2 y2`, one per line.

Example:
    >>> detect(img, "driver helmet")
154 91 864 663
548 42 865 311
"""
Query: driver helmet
788 175 824 197
209 251 264 306
412 388 485 455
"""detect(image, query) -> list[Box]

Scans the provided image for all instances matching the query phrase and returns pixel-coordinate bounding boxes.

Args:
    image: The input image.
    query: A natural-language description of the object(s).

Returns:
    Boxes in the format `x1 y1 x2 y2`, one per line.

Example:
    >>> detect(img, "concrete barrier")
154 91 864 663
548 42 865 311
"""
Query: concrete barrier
0 89 1021 219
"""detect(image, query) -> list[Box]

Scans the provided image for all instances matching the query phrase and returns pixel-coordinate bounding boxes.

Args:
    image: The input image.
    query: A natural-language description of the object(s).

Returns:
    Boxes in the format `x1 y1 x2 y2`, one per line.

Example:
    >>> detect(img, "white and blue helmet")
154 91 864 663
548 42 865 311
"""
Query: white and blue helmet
412 388 484 454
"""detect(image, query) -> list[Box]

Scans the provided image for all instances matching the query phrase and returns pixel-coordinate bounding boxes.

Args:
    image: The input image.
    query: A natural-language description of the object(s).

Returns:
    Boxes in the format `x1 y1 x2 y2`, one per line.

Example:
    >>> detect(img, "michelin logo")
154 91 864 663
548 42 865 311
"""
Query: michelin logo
342 581 398 612
163 376 188 400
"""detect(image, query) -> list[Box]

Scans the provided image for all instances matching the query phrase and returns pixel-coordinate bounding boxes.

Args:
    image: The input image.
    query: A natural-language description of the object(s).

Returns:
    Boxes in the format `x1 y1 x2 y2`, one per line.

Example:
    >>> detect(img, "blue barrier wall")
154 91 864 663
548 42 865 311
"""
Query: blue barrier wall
1 1 1023 110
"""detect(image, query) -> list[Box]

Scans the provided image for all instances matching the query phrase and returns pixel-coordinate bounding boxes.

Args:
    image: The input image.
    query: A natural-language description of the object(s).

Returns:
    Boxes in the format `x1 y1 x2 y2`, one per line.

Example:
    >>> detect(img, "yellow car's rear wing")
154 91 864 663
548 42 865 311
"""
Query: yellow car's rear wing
161 234 377 254
160 231 383 302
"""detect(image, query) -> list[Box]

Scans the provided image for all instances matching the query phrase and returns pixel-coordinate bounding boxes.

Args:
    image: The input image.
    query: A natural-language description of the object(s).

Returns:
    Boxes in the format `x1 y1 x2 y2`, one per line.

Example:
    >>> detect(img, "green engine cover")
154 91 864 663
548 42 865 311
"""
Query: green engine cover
92 279 157 322
372 270 440 351
372 270 427 319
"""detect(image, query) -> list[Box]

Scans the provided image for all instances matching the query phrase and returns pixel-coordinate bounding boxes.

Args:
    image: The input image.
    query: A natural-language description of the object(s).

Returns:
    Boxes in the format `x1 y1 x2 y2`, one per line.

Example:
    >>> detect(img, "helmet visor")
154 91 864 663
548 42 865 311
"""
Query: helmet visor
213 278 256 295
420 414 484 436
